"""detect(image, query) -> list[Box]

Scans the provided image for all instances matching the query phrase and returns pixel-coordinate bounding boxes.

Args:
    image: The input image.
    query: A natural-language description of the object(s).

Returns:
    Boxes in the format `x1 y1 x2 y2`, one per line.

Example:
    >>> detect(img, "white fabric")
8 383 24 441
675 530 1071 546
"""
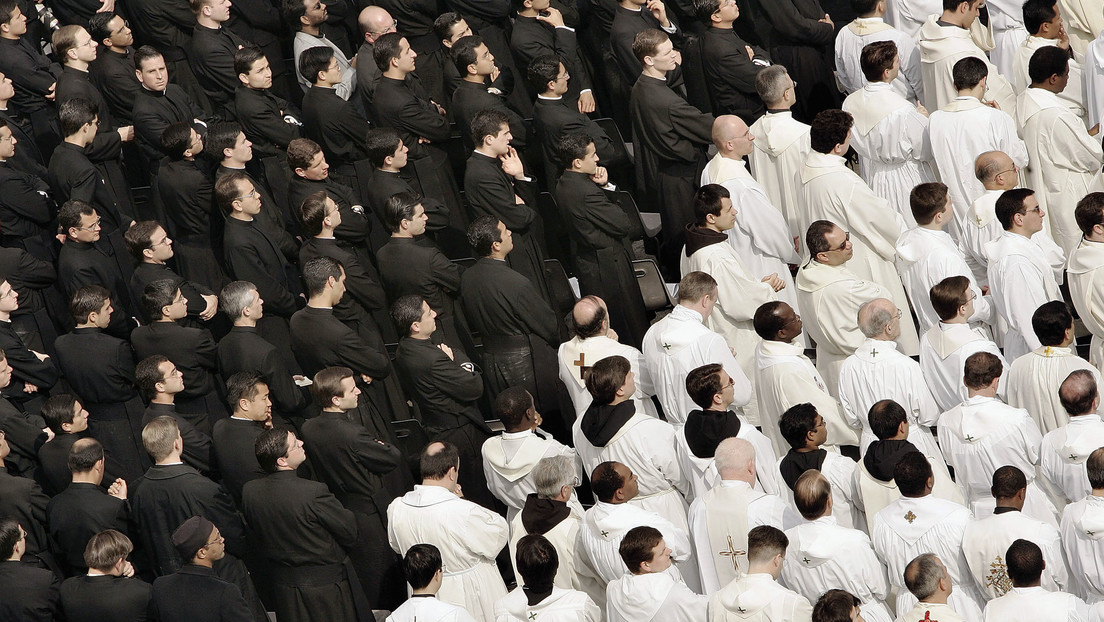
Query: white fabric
1041 415 1104 506
507 505 604 606
843 83 937 225
963 510 1069 599
896 226 992 334
885 0 941 38
986 231 1064 361
709 572 814 622
852 449 965 527
838 338 944 457
689 479 801 595
388 486 511 622
558 335 660 420
577 501 693 586
481 429 582 522
777 450 865 531
836 18 923 101
1068 239 1104 372
919 16 1018 116
606 568 708 622
675 416 784 501
1057 0 1104 56
1013 36 1087 119
987 0 1030 77
1007 347 1101 434
747 112 811 250
982 586 1089 622
642 304 752 426
1059 495 1104 603
962 189 1066 282
388 596 480 622
1084 31 1104 127
494 586 601 622
293 32 356 99
782 515 893 622
919 321 1008 412
895 602 968 622
754 338 857 455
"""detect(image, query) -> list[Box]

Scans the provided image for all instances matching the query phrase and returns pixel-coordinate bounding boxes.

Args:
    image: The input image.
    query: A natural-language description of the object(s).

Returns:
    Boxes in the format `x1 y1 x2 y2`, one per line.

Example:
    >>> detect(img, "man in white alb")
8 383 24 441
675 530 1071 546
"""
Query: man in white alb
1013 0 1086 120
836 0 923 100
605 526 707 622
1057 0 1102 54
387 544 479 622
896 554 970 622
495 535 601 622
1059 448 1104 603
1039 371 1104 506
709 526 814 622
1084 27 1104 127
980 539 1089 622
776 403 864 530
1067 194 1104 372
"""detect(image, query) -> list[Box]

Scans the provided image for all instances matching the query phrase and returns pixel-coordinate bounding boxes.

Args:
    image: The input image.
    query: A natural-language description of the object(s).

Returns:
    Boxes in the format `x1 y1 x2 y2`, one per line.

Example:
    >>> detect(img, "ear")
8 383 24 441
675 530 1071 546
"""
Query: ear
135 68 143 82
300 13 311 26
294 167 308 179
466 61 478 76
161 304 173 318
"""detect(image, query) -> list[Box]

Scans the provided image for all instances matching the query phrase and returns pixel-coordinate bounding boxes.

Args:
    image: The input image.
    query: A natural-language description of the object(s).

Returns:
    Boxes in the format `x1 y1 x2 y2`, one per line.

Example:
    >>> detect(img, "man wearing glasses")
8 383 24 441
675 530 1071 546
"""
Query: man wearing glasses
56 200 137 338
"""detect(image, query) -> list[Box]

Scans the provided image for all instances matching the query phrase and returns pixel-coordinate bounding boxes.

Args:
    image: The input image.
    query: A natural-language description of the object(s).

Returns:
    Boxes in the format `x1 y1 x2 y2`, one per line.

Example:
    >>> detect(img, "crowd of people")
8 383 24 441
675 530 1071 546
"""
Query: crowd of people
3 0 1104 618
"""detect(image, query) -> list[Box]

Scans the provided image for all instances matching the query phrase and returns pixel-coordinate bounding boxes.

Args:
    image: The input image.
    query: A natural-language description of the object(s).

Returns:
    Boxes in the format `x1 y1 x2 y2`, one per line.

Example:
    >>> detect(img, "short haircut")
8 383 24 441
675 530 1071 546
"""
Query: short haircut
450 34 484 75
963 351 1002 390
83 530 132 571
755 65 791 106
373 32 405 72
70 284 111 324
471 108 510 146
585 355 631 405
53 25 84 61
220 281 257 320
632 28 668 64
952 55 988 90
747 525 787 564
298 190 332 236
779 402 819 449
420 441 460 480
365 127 402 168
573 296 607 339
233 45 266 76
135 354 170 401
534 455 576 498
850 0 880 15
1023 0 1059 33
384 191 422 232
1006 539 1044 586
793 470 831 520
619 526 662 574
0 517 20 560
517 534 559 583
301 255 343 298
943 0 973 10
205 122 243 160
974 152 1008 183
590 461 625 502
858 299 894 338
214 171 249 215
59 97 98 138
527 54 562 94
142 415 181 462
991 465 1027 499
310 366 353 408
402 543 442 589
492 386 533 430
390 295 425 337
286 137 322 172
141 278 181 320
753 301 790 340
467 215 503 257
299 45 334 84
1059 369 1098 416
860 40 897 82
691 0 722 21
433 11 464 41
867 399 907 440
677 271 718 304
693 184 730 226
552 132 592 170
41 394 79 434
160 121 195 160
124 220 164 260
904 554 945 600
189 0 215 15
805 220 839 257
894 451 933 496
226 370 266 410
87 12 118 43
134 45 164 71
929 275 971 321
1088 447 1104 489
255 426 294 473
686 363 724 410
282 0 308 29
1032 300 1073 347
809 109 853 154
1028 44 1070 83
68 437 105 472
910 182 949 225
813 590 862 622
1076 192 1104 236
58 199 96 234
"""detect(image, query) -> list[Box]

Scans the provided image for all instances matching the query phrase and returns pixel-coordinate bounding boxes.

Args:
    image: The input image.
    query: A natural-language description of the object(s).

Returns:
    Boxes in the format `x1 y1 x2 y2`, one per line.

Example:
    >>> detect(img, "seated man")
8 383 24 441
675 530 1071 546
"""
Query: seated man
299 45 370 179
0 517 60 622
497 535 601 622
450 35 528 151
709 526 813 622
131 46 212 162
135 354 214 473
606 526 707 621
124 221 218 326
187 0 247 116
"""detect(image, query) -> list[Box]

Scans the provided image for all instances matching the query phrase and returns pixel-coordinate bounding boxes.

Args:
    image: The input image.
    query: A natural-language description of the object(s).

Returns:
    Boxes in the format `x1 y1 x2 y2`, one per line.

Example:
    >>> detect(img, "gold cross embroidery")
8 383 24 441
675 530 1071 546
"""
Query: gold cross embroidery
1044 346 1054 356
904 510 917 523
719 536 747 571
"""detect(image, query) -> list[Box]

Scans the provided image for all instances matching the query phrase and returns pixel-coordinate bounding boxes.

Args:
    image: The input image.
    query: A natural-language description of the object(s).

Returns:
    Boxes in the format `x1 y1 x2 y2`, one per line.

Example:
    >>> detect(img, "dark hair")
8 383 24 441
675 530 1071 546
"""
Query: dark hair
83 530 132 571
58 199 97 234
806 220 839 257
492 386 533 430
205 122 244 160
433 11 464 41
632 28 667 64
1032 300 1073 347
691 0 723 21
850 0 880 14
390 295 425 337
302 256 343 298
53 25 85 61
943 0 974 10
466 215 503 257
585 355 631 405
952 55 988 90
527 54 563 94
552 132 592 170
930 275 971 321
517 534 560 583
1006 539 1044 586
282 0 308 30
233 45 266 77
0 517 23 560
471 109 510 147
1023 0 1059 33
41 394 79 434
420 441 460 479
134 45 164 71
809 109 853 154
1028 44 1069 84
403 543 442 589
215 171 249 215
287 138 322 172
124 220 164 260
59 97 98 137
255 426 294 473
860 40 897 82
141 278 181 320
450 35 484 75
1059 369 1098 416
299 45 335 84
160 121 196 160
991 465 1027 499
87 12 119 43
70 284 111 324
590 461 625 502
573 296 607 338
68 437 104 473
365 127 402 168
813 590 862 622
1088 447 1104 489
298 190 332 236
753 301 791 340
963 351 1002 390
226 370 266 410
894 451 933 496
995 188 1035 230
619 526 662 574
868 399 907 440
310 366 354 408
686 363 725 409
692 184 730 226
747 525 788 564
384 191 422 232
135 354 171 400
373 32 405 72
779 403 819 449
910 182 949 225
1076 192 1104 236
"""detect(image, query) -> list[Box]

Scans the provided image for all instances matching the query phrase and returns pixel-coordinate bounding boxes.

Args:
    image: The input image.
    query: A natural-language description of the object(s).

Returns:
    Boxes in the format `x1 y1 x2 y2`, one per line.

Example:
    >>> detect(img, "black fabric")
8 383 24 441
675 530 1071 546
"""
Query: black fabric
683 408 742 459
684 223 728 257
520 493 571 535
0 560 60 622
59 574 152 622
863 439 920 482
779 448 827 490
46 482 129 575
580 400 636 448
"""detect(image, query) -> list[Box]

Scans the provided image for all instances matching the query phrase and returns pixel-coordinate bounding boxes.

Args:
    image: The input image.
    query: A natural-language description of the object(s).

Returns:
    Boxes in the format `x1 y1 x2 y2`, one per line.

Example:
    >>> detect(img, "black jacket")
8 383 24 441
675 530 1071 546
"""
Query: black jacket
59 574 152 622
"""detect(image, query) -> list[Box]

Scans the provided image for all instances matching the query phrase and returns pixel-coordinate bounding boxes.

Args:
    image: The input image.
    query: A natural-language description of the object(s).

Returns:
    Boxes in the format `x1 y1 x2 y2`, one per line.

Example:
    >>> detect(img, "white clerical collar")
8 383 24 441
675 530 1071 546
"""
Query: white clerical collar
855 16 885 23
672 304 704 323
501 429 535 440
159 461 185 466
720 479 753 489
537 95 563 100
954 95 981 103
474 148 498 159
230 415 254 422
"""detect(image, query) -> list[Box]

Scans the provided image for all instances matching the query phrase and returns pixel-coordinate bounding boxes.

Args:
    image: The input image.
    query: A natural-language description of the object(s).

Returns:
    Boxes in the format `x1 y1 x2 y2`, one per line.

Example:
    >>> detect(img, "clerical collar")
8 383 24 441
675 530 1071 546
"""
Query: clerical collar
229 415 255 422
473 148 498 159
411 594 436 598
766 109 790 114
158 461 185 466
314 235 336 240
936 19 963 29
537 94 563 100
222 163 246 170
993 506 1019 514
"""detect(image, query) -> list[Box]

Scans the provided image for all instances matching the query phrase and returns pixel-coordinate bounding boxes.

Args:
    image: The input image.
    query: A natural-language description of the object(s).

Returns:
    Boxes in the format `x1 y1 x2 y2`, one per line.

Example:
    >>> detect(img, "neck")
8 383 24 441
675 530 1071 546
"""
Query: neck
1093 487 1104 497
392 230 415 239
922 592 950 605
860 11 881 17
995 499 1022 511
1015 581 1041 589
642 66 666 79
314 80 338 89
230 212 253 221
321 406 344 414
0 310 9 322
108 44 126 54
961 86 985 100
151 394 175 405
75 322 97 330
410 330 431 340
65 135 91 148
65 60 89 72
197 16 220 28
221 159 246 169
412 586 438 596
747 563 776 579
463 74 485 84
796 444 820 453
192 557 215 569
318 227 336 237
300 23 321 37
519 6 539 16
766 101 791 110
233 318 257 327
969 386 998 398
383 69 407 80
307 294 333 308
939 11 968 27
1031 82 1061 94
422 478 455 491
486 251 508 261
1088 232 1104 243
711 20 733 28
539 90 558 98
380 163 401 172
1008 227 1033 238
156 454 182 465
71 471 101 485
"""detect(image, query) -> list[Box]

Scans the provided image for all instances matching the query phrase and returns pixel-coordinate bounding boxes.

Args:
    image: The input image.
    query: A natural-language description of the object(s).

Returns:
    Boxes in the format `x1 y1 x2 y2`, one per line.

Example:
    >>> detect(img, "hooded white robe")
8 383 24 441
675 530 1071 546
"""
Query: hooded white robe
987 0 1030 77
675 416 783 501
1068 239 1104 372
606 567 708 622
896 226 992 334
963 510 1069 599
853 446 965 527
919 322 1008 412
747 112 811 250
836 17 923 101
388 596 479 622
919 16 1018 115
896 602 967 622
577 501 693 586
1057 0 1104 56
982 586 1089 622
963 189 1066 287
1084 30 1104 127
986 231 1064 361
558 335 659 420
1060 495 1104 602
1007 347 1101 434
507 504 603 607
494 586 601 622
481 429 583 522
1013 36 1087 119
1039 415 1104 505
709 572 813 622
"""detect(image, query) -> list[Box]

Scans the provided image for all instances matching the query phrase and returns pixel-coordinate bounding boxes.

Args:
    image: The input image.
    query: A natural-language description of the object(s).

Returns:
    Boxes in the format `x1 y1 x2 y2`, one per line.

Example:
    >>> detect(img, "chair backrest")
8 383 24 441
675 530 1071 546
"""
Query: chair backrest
633 258 676 312
617 191 653 239
537 192 572 263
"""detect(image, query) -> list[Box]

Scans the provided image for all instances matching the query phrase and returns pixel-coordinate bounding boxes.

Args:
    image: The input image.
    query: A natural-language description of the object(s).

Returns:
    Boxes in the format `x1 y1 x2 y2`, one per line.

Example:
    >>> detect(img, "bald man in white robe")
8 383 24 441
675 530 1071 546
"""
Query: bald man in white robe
1038 370 1104 506
1058 448 1104 603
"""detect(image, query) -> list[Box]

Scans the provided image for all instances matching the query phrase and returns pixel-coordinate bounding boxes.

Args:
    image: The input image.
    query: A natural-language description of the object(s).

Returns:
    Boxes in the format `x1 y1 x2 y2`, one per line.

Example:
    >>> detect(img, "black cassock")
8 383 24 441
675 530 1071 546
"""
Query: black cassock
131 85 210 162
750 0 839 122
376 236 470 352
234 86 301 159
89 48 140 125
59 574 152 622
301 85 371 175
211 417 267 505
188 24 247 117
150 565 255 622
156 158 229 292
131 321 228 431
215 326 309 423
130 262 216 326
46 482 129 575
700 27 771 123
451 80 529 152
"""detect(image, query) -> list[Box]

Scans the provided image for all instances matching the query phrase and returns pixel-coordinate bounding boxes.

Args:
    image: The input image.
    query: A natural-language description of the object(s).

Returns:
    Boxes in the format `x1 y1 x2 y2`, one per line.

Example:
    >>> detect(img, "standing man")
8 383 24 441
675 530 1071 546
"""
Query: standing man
212 371 273 505
87 13 140 125
188 0 247 116
697 0 771 123
1069 193 1104 372
150 516 255 622
1039 371 1104 505
288 0 356 98
753 0 838 122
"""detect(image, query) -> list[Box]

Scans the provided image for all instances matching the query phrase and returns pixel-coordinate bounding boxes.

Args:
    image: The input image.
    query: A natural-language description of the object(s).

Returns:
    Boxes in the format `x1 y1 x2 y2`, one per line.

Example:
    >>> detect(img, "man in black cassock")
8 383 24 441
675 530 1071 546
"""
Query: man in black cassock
450 35 529 152
187 0 247 118
748 0 838 122
463 109 551 303
233 47 302 159
362 128 456 243
131 47 213 163
299 46 371 182
0 119 54 254
242 427 362 622
302 366 406 609
286 138 376 257
0 0 61 155
629 28 713 279
55 202 135 337
438 0 531 116
610 0 683 85
38 395 118 497
212 371 272 505
125 221 218 327
58 530 152 622
0 517 60 622
135 354 214 474
511 0 594 108
87 13 140 125
552 133 650 348
698 0 771 123
0 246 58 361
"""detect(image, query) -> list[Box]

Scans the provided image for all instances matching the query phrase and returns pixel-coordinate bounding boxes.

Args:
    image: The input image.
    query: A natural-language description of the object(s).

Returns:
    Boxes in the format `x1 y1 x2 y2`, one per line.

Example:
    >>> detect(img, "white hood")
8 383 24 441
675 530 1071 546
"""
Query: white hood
398 484 459 507
792 517 841 568
896 227 955 266
1060 416 1104 464
752 112 809 157
606 570 679 621
1076 496 1104 541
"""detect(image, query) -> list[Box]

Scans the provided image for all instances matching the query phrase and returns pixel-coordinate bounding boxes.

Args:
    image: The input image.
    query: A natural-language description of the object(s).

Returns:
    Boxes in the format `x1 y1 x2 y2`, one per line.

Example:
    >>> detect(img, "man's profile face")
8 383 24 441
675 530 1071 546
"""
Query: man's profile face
299 151 329 180
647 38 678 73
242 56 272 89
0 356 12 390
405 203 428 236
3 7 27 37
106 16 133 48
486 124 512 155
70 210 102 243
72 28 98 63
471 43 495 76
137 55 169 91
646 539 673 573
334 375 360 410
416 300 437 334
94 298 113 328
246 289 264 319
613 463 639 498
229 132 253 163
302 0 327 26
158 361 186 394
446 19 472 46
0 125 15 160
283 431 307 468
390 140 409 169
395 37 417 72
0 72 14 103
244 383 272 425
69 401 90 432
235 181 262 215
148 226 174 262
206 0 232 22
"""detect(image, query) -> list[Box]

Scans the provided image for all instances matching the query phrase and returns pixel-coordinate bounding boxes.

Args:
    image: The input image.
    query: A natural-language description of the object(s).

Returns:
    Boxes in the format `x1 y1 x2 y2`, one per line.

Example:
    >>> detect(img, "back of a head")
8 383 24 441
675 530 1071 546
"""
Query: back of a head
894 451 933 497
534 455 576 499
585 355 630 405
255 425 293 473
590 461 624 502
402 543 442 590
685 363 724 410
952 55 988 91
384 191 422 232
1075 193 1104 238
466 215 503 258
372 31 404 72
793 470 831 520
1028 43 1069 84
68 437 104 473
857 298 894 338
1022 0 1058 34
714 437 755 476
809 110 853 154
990 465 1027 500
632 28 667 65
302 255 343 298
779 403 818 449
963 351 1002 391
142 415 180 462
910 182 949 226
0 517 19 560
41 394 79 435
692 184 730 226
867 399 907 440
1060 369 1099 416
517 534 559 584
619 526 661 574
753 301 790 340
995 188 1034 231
929 275 970 321
755 65 790 107
860 40 897 83
1088 447 1104 489
1006 539 1044 586
1031 300 1072 347
420 441 459 480
677 271 718 305
492 386 533 431
904 553 945 600
813 590 861 622
572 296 607 339
747 525 787 565
84 530 132 572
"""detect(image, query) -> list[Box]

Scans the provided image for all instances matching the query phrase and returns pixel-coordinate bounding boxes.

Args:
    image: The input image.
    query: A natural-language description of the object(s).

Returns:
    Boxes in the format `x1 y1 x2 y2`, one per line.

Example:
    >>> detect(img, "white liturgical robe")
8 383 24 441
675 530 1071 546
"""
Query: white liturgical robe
982 587 1089 622
710 572 814 622
388 596 479 622
1058 0 1104 55
843 83 936 225
495 586 601 622
777 449 865 531
937 395 1058 525
1015 87 1104 255
388 486 510 622
1041 415 1104 505
507 505 603 606
1068 239 1104 371
987 231 1064 361
1085 32 1104 127
1013 37 1087 118
871 496 987 622
689 479 800 595
1060 495 1104 603
838 338 944 457
747 111 811 249
606 568 708 622
836 17 923 101
1007 347 1101 434
782 515 893 622
963 510 1069 599
919 16 1018 116
852 448 964 527
896 602 967 622
754 338 858 455
482 429 582 522
963 189 1066 283
896 226 992 334
558 335 659 420
986 0 1030 77
928 97 1029 241
578 501 693 586
675 417 783 501
642 304 752 426
797 259 901 398
920 322 1007 412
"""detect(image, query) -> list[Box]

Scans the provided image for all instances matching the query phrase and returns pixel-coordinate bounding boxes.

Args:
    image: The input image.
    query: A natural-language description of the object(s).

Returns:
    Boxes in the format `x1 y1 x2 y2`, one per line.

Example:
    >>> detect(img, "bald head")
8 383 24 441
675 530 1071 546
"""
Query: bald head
858 298 896 339
712 114 754 157
1059 369 1098 416
359 6 394 40
975 151 1015 189
571 295 607 339
715 437 756 482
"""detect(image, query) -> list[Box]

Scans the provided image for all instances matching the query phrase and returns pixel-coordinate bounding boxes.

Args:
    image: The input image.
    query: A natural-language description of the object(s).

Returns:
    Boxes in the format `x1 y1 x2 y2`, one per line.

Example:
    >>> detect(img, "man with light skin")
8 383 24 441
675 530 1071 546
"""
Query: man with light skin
126 221 219 324
189 0 247 116
0 0 59 152
896 554 966 622
710 525 813 621
606 525 707 621
232 46 301 159
512 0 595 113
87 13 139 125
1069 193 1104 373
54 25 135 144
290 0 357 99
354 5 395 111
451 36 528 151
136 354 212 474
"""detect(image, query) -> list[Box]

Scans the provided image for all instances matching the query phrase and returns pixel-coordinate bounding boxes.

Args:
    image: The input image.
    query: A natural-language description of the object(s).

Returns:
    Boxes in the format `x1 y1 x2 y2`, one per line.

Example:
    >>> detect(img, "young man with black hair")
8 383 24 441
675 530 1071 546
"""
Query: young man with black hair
125 220 219 326
777 402 862 531
388 544 479 622
709 525 813 620
981 539 1088 621
134 353 214 474
188 0 248 117
361 127 455 238
300 45 371 179
233 45 302 158
87 13 139 125
450 35 528 151
606 526 704 621
1012 0 1082 102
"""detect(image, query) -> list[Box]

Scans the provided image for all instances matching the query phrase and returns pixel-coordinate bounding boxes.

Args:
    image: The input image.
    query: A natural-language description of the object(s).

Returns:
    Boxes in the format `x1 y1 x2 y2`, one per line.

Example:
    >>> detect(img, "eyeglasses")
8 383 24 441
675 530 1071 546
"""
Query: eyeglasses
203 534 225 547
995 165 1018 177
151 236 171 247
892 309 903 320
0 135 12 143
724 376 736 388
787 79 797 92
1025 206 1043 214
76 218 102 231
828 231 850 252
234 190 258 201
372 18 398 35
556 71 571 82
77 38 96 48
